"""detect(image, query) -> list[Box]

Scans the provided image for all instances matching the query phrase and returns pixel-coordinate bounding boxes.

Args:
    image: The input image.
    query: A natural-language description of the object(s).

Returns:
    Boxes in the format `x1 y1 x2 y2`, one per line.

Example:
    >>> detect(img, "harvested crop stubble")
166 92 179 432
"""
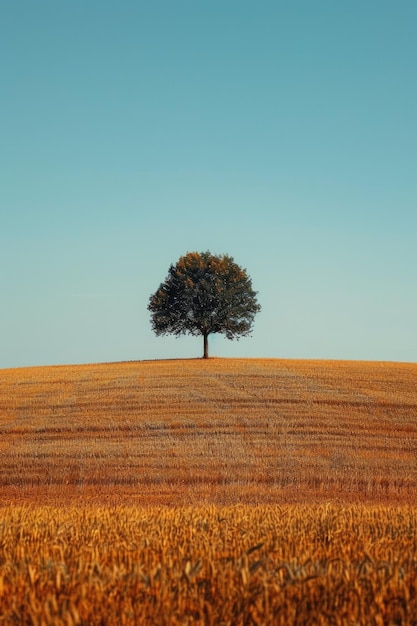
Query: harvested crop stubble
1 358 417 506
0 504 417 625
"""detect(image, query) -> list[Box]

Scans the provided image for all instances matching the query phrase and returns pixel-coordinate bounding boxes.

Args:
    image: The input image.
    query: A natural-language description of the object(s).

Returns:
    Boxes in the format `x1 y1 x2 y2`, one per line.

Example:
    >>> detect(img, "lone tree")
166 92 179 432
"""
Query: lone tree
148 251 261 359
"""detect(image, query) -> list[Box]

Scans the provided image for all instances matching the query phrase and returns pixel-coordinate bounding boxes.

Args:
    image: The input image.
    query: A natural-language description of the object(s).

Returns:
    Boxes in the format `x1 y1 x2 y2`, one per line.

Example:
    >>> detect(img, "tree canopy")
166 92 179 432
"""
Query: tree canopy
148 251 261 358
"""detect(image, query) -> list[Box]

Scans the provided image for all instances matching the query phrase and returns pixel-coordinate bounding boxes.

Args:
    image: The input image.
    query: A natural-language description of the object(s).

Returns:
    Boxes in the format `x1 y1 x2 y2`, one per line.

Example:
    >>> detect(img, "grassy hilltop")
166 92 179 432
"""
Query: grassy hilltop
1 357 416 506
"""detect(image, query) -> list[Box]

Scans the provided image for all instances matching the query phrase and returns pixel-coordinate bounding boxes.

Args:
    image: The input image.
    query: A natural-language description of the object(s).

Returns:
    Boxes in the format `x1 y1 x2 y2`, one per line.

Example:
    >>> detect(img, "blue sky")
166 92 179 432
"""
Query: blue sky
1 1 416 368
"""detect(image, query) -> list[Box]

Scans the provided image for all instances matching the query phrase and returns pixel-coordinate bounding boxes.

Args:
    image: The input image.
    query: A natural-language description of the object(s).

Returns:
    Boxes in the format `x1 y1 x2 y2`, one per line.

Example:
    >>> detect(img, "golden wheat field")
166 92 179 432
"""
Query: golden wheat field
2 504 417 625
1 357 417 624
1 358 416 506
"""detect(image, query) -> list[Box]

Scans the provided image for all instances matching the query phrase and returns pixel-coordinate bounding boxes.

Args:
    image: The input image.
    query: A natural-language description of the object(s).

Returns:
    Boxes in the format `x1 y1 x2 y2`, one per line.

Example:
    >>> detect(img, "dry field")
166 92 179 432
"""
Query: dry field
2 504 417 625
0 358 416 506
1 357 417 624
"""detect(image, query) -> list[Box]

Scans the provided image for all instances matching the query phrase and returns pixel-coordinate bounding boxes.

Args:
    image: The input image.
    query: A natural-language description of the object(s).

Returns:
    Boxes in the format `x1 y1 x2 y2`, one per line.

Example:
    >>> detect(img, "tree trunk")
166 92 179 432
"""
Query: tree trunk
203 333 209 359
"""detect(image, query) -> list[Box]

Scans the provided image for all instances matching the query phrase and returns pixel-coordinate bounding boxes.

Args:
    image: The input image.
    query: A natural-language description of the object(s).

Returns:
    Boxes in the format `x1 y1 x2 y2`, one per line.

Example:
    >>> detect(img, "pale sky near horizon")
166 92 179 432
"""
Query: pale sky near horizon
1 1 416 369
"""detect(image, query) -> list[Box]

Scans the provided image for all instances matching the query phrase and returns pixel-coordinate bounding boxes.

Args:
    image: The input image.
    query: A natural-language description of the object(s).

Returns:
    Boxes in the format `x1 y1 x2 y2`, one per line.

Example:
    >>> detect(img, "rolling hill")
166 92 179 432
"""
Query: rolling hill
1 357 416 506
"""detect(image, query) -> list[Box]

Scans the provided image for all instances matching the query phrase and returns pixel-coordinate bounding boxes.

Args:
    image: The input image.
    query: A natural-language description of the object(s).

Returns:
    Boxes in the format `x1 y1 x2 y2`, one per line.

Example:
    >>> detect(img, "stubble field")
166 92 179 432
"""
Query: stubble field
1 357 417 624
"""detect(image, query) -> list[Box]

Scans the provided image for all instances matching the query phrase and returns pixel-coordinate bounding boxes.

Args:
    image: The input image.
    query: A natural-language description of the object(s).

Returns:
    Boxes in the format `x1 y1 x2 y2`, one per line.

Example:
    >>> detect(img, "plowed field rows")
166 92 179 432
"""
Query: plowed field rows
1 358 416 505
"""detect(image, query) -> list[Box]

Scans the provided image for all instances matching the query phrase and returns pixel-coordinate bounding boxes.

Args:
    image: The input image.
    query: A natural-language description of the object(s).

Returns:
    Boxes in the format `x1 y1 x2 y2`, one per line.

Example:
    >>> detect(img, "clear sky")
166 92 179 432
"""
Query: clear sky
1 1 416 368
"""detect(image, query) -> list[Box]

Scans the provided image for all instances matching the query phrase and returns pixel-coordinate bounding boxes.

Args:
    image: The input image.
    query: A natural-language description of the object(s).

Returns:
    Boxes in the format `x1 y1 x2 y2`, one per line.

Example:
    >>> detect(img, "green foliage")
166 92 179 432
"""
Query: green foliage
148 251 261 357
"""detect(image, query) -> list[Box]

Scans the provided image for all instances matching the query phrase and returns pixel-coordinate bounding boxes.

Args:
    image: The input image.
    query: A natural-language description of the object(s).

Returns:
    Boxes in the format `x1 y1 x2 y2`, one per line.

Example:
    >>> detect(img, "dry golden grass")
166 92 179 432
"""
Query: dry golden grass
1 504 417 625
1 358 417 623
0 358 416 505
